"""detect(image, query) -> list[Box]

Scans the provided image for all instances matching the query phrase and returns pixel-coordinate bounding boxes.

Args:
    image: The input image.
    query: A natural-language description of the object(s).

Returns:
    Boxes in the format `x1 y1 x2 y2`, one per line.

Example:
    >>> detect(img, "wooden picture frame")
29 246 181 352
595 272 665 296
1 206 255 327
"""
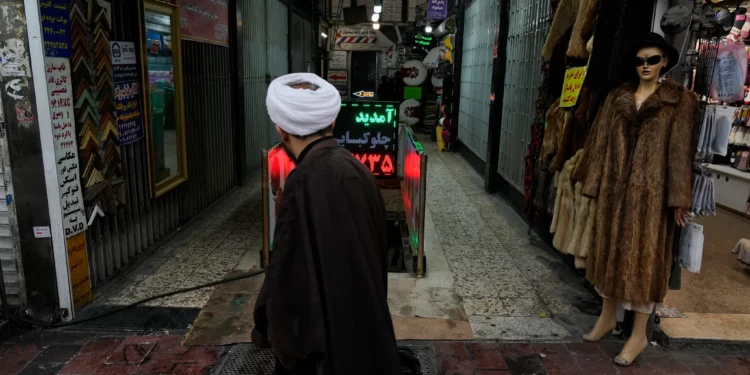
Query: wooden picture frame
140 0 188 198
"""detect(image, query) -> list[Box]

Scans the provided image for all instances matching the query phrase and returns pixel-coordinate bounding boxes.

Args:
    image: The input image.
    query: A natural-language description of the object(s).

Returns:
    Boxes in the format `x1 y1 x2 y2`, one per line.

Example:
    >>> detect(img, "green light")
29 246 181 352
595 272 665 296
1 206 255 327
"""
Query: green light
341 103 347 107
351 104 359 107
363 104 371 107
355 111 389 126
375 104 383 107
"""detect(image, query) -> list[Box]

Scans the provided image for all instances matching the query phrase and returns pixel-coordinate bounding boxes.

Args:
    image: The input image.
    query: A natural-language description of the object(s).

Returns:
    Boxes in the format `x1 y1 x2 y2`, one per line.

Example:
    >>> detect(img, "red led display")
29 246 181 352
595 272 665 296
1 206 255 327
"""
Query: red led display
351 152 396 177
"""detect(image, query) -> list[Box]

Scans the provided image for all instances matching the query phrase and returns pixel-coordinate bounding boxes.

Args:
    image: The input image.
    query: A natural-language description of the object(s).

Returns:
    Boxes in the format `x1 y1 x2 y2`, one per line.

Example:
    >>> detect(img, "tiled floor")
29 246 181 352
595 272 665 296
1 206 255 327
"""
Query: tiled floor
425 148 598 340
90 147 598 341
3 331 749 375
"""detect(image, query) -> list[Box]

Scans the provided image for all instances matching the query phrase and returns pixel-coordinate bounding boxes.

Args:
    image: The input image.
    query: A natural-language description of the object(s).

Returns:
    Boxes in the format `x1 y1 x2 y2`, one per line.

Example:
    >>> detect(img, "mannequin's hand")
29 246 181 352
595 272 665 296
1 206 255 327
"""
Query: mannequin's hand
675 208 686 227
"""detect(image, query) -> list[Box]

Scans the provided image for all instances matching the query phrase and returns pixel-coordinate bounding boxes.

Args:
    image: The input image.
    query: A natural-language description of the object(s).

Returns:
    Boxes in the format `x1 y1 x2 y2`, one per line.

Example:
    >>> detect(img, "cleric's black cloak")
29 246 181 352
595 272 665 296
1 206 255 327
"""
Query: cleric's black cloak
253 137 401 375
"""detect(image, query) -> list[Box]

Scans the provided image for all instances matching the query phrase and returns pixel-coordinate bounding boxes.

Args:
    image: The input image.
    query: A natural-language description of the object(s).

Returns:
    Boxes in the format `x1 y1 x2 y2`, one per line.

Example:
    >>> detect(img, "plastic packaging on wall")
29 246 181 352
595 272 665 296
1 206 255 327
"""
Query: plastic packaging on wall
711 42 747 102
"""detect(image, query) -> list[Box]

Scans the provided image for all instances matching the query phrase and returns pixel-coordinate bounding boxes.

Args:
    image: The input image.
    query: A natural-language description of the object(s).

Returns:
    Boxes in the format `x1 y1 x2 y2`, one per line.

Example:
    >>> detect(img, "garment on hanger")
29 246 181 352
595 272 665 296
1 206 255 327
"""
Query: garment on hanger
697 105 715 154
710 106 736 156
691 167 716 216
679 222 704 273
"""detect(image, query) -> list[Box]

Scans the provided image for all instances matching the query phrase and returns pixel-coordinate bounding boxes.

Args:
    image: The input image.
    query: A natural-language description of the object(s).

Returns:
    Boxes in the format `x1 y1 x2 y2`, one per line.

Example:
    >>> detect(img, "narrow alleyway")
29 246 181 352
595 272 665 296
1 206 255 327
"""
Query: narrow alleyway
80 144 599 342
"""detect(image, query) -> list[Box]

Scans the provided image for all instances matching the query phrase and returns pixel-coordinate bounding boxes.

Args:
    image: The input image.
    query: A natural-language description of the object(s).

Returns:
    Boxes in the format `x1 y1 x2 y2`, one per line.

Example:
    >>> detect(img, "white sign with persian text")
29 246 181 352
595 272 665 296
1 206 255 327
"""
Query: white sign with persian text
45 57 87 237
330 51 347 70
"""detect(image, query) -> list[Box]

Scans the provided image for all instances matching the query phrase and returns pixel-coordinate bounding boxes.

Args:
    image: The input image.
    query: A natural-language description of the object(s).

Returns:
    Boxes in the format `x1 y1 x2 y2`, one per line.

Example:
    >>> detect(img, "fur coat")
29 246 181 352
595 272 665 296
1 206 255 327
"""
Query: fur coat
542 0 599 60
550 150 595 268
573 79 697 303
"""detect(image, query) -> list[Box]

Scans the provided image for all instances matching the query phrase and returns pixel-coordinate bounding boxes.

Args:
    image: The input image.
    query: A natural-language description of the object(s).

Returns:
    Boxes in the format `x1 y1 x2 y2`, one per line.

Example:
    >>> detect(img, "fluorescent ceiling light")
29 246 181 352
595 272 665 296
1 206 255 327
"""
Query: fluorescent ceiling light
374 5 382 13
373 23 380 30
372 13 380 22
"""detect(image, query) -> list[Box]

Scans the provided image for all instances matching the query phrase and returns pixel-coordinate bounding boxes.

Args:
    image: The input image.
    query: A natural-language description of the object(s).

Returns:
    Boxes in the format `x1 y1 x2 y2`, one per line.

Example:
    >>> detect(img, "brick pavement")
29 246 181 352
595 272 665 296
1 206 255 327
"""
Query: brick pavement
0 334 220 375
1 331 749 375
435 341 750 375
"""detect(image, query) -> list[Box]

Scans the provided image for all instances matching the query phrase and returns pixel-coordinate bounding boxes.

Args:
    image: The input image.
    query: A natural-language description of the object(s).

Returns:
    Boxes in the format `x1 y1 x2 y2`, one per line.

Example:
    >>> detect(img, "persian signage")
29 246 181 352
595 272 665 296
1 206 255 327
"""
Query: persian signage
334 101 399 178
66 232 92 308
330 51 348 70
112 41 144 145
40 0 71 58
560 65 587 107
176 0 229 46
46 58 87 237
427 0 448 20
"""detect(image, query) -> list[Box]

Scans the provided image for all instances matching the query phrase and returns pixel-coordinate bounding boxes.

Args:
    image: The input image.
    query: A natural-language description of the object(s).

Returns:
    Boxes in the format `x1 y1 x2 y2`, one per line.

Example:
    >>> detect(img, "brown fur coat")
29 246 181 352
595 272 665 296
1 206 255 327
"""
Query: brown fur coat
573 79 697 303
542 0 599 60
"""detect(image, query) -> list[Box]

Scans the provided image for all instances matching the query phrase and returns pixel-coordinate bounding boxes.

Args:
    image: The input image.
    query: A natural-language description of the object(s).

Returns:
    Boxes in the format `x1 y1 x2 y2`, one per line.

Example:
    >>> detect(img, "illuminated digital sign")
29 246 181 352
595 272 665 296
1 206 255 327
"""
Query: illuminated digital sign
335 100 399 178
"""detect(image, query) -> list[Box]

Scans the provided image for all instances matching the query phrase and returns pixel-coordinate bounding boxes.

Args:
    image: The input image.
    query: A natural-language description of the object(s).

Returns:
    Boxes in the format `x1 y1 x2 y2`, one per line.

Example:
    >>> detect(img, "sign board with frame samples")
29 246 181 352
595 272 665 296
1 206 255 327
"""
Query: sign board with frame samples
334 100 399 178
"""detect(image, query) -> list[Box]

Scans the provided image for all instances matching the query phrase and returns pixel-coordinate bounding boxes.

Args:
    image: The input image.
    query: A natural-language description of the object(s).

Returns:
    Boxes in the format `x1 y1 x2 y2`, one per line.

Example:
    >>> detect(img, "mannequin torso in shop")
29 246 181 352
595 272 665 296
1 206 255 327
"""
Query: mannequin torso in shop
573 35 696 366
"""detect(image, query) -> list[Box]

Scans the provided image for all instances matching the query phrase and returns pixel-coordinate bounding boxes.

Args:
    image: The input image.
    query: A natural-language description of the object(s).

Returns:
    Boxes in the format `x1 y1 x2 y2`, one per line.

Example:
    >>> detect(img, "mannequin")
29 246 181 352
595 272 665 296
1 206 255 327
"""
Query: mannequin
572 33 697 366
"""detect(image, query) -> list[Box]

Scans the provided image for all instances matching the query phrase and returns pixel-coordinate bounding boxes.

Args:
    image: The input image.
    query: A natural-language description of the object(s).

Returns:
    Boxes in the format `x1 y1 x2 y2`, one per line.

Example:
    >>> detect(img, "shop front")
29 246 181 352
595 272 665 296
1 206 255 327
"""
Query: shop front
0 0 321 321
519 0 750 344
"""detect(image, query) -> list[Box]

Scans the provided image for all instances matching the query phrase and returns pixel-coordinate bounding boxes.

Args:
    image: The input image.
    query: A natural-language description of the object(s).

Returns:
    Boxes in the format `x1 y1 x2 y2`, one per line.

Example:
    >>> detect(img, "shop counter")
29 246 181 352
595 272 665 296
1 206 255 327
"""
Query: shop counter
707 163 750 214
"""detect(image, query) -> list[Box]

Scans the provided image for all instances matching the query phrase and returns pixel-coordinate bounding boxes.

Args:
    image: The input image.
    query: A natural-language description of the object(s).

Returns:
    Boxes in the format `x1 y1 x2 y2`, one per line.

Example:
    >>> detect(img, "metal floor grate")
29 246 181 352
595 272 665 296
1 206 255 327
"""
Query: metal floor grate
213 343 437 375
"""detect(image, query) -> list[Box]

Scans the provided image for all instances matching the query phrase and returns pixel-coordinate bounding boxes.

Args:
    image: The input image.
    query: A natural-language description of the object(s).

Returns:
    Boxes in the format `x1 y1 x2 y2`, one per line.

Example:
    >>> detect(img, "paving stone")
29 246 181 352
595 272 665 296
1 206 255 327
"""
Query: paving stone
79 338 122 355
133 353 181 375
470 316 572 341
575 354 618 375
179 347 220 365
31 344 83 364
471 349 508 370
94 363 139 375
172 363 212 375
17 362 65 375
438 355 474 375
0 350 38 374
434 342 469 358
59 353 109 375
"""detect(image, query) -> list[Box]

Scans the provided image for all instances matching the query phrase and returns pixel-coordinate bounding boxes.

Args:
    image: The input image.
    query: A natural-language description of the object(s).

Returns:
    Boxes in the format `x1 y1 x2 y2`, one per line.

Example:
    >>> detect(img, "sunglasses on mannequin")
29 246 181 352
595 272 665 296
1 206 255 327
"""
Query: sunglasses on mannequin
635 55 665 67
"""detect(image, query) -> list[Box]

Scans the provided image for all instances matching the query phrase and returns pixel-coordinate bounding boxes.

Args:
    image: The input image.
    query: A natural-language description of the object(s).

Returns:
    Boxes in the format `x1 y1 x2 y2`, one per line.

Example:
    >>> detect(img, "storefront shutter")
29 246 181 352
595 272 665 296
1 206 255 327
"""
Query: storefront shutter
243 0 290 172
458 0 499 162
497 0 550 191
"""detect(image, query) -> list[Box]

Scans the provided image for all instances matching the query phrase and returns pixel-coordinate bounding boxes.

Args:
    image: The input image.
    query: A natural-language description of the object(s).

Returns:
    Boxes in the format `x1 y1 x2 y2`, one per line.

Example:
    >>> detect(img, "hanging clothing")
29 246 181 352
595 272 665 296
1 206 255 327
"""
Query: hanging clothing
549 149 595 268
550 89 594 172
542 0 599 60
572 79 698 304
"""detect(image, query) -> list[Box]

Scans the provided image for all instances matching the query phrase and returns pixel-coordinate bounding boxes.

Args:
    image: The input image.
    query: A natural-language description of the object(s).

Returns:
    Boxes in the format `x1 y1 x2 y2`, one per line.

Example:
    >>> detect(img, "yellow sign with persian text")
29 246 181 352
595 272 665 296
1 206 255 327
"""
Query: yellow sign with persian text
66 233 92 309
560 66 588 108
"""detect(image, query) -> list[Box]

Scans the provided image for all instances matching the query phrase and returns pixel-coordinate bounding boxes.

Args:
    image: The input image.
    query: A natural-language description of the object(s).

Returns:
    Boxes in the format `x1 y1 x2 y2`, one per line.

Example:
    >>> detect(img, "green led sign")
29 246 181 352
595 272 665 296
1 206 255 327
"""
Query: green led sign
335 100 400 178
415 35 433 46
355 108 397 127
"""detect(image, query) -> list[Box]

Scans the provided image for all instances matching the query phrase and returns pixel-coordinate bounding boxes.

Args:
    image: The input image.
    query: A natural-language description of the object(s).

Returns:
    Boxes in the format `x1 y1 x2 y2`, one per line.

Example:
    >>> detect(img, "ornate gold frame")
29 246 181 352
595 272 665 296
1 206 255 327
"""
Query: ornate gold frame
140 0 188 198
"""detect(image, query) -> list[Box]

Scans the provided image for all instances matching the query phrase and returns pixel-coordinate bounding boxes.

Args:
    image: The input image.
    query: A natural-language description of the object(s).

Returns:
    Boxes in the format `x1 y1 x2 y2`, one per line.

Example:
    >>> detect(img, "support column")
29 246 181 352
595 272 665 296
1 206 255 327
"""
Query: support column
0 0 72 319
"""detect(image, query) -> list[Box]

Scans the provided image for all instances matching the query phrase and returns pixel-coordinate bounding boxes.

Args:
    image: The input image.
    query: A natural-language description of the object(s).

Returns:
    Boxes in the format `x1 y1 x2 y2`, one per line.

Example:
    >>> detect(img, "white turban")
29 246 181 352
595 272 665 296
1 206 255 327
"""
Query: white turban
266 73 342 136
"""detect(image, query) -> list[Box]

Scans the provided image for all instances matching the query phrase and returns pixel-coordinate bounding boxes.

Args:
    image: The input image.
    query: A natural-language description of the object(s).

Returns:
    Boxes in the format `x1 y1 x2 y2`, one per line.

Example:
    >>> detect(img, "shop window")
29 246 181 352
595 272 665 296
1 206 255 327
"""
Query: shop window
141 0 188 197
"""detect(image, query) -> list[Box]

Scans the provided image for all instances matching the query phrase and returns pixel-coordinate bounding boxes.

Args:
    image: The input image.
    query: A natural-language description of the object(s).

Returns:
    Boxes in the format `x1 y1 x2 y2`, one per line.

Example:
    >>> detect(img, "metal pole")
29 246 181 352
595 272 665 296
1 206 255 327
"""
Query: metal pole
682 0 703 88
484 0 510 192
449 0 465 152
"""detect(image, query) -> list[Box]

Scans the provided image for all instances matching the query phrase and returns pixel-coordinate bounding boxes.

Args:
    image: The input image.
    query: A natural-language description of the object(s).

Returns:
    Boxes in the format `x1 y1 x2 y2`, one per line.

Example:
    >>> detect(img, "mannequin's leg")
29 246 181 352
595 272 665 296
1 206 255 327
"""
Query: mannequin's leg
614 312 650 366
583 297 617 341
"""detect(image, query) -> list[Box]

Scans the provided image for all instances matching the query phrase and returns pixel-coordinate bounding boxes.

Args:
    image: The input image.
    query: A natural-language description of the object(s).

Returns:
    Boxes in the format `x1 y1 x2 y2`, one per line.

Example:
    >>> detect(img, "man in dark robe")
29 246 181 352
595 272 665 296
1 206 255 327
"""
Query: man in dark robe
254 73 402 375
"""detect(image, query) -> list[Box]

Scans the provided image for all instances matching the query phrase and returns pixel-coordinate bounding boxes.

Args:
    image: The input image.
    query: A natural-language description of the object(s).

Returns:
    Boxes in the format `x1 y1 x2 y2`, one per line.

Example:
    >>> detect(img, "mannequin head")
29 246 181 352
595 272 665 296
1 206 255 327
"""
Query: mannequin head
635 46 669 83
627 32 679 84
